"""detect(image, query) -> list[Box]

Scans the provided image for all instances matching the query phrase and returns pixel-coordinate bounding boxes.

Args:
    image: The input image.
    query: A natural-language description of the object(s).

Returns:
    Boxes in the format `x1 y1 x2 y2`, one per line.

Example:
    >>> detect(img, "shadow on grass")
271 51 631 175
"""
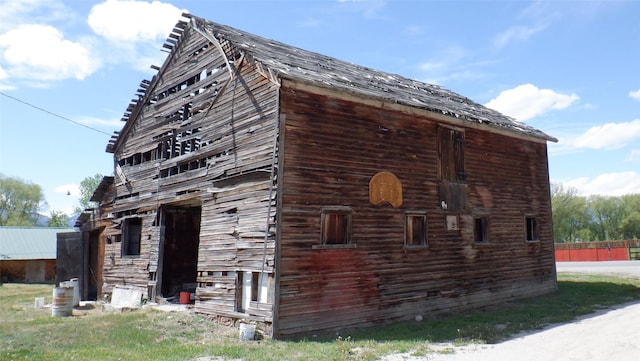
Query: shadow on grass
342 279 640 344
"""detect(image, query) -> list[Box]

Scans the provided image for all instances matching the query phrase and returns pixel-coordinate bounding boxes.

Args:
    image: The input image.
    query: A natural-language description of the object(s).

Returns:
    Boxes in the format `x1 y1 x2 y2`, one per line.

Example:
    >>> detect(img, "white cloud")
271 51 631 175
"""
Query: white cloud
629 88 640 101
0 0 73 32
485 83 579 122
0 64 11 90
335 0 387 20
0 0 183 86
55 183 80 196
563 172 640 196
76 115 122 128
626 149 640 162
569 119 640 150
404 25 424 37
299 17 322 28
88 0 183 43
419 46 468 73
0 24 97 80
493 24 546 49
417 46 488 85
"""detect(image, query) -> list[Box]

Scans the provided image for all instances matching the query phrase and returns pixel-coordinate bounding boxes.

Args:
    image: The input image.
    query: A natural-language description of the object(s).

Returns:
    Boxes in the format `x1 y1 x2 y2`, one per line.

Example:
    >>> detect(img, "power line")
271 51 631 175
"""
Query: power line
0 91 114 136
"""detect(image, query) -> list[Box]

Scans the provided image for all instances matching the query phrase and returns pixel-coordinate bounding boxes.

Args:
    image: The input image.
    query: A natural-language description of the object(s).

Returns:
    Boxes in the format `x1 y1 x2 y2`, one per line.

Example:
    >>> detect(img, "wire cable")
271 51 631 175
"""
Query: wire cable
0 91 113 136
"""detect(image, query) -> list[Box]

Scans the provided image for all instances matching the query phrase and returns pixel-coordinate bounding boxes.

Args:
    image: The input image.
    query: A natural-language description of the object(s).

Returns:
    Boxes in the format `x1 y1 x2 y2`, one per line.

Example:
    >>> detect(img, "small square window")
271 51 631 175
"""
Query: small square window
474 216 489 243
526 216 538 242
405 213 427 247
321 208 352 245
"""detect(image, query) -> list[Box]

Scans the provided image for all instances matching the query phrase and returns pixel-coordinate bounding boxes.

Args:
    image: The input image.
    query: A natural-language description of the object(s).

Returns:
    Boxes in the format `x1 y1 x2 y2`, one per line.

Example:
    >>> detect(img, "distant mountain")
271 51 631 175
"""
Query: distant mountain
34 212 79 227
35 213 50 227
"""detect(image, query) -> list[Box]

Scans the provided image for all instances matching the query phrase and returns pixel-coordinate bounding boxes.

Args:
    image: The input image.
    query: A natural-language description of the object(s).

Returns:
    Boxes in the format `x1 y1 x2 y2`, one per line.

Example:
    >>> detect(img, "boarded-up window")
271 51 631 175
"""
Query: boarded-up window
122 217 142 256
321 208 352 245
474 216 489 243
438 127 465 182
526 216 538 242
438 127 467 210
405 213 427 247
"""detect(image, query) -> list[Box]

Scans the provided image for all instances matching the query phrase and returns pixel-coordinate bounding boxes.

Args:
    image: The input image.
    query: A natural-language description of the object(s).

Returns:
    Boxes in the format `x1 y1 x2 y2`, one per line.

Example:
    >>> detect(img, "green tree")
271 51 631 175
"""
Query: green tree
587 195 625 241
621 211 640 239
0 174 45 226
620 194 640 239
75 173 104 213
551 183 588 242
48 210 71 227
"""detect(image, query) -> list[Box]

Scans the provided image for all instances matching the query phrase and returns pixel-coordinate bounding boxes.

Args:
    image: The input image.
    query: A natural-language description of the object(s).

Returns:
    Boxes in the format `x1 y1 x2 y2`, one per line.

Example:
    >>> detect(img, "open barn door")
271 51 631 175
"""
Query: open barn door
157 205 201 301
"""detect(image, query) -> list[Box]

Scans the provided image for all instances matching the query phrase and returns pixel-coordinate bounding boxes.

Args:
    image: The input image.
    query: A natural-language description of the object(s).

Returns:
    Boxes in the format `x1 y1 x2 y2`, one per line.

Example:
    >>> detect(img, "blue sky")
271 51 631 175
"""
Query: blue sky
0 0 639 216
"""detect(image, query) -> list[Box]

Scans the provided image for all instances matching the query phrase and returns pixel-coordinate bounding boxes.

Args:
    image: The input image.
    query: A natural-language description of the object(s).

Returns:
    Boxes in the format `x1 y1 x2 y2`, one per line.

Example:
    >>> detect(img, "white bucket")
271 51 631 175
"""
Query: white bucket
239 323 256 341
52 286 74 317
34 297 45 309
60 279 80 307
69 278 80 306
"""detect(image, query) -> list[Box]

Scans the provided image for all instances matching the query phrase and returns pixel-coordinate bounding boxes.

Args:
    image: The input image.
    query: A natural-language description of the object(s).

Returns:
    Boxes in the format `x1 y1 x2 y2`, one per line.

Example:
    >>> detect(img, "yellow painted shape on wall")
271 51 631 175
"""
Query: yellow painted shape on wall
369 171 403 208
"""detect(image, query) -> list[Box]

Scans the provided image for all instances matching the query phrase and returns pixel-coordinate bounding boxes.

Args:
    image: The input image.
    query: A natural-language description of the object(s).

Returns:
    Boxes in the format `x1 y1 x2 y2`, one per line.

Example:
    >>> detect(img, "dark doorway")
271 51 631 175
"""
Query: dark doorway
160 206 201 299
86 229 101 300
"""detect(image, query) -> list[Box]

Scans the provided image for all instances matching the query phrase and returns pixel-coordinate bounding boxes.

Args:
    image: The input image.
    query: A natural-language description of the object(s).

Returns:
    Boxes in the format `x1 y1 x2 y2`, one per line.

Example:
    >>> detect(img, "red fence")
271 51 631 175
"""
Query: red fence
555 240 640 262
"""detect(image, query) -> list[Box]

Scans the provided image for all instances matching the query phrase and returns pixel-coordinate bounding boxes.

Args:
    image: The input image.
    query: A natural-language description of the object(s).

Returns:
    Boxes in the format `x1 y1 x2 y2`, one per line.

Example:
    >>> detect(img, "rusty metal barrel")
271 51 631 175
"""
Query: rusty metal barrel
51 286 74 317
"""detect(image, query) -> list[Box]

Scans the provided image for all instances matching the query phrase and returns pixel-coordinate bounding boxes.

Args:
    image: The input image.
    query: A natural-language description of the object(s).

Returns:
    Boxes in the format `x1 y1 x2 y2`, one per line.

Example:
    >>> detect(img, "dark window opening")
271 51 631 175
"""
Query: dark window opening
133 153 141 165
142 150 152 162
321 209 352 245
474 216 489 243
526 216 538 242
122 217 142 256
405 213 427 247
251 272 259 302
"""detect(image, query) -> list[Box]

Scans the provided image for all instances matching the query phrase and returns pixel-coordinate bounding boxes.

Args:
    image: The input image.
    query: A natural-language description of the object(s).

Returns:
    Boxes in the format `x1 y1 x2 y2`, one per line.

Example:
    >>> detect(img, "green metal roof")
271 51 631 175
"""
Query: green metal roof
0 227 75 260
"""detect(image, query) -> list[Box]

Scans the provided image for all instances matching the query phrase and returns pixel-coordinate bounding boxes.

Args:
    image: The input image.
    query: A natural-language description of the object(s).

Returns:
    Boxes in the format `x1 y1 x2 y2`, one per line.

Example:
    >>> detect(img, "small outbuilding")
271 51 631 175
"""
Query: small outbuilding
0 227 73 283
92 14 558 338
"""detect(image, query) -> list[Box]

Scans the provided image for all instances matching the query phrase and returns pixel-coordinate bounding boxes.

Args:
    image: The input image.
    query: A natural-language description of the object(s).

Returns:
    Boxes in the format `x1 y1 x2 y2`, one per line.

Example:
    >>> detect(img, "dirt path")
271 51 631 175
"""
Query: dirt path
423 301 640 361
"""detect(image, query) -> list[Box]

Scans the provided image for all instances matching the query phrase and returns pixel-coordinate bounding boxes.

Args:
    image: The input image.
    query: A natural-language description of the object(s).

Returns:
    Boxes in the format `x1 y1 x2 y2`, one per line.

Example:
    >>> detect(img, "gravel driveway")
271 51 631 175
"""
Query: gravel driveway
383 261 640 361
556 260 640 277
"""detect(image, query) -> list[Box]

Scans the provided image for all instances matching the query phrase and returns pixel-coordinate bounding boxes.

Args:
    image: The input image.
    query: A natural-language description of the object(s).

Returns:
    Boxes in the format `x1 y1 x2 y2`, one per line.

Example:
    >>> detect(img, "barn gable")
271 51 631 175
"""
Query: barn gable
109 14 555 154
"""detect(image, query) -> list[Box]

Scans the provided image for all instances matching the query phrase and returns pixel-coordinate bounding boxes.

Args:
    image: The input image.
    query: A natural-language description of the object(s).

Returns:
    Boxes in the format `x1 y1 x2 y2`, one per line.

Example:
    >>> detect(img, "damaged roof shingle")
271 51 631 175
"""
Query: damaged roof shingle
189 15 556 142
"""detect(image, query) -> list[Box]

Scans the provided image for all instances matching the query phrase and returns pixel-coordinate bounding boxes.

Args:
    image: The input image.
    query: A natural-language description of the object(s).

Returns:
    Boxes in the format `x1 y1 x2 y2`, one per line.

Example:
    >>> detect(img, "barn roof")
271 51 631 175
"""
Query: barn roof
188 15 556 142
0 227 75 260
108 14 556 153
90 176 114 203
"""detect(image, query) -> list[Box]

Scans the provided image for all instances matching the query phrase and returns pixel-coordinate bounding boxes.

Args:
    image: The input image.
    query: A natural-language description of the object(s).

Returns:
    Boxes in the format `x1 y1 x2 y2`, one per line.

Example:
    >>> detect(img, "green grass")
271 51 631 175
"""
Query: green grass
1 274 639 361
349 274 640 345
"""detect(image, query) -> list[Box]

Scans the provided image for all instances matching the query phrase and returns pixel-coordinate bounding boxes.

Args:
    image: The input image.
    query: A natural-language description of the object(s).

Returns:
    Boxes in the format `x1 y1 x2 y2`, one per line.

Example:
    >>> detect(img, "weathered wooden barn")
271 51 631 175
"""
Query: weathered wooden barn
93 14 558 338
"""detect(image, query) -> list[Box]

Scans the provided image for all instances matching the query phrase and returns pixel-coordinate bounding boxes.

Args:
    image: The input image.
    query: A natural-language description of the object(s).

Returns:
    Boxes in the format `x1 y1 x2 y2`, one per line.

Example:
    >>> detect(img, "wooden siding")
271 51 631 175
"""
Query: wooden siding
0 259 56 283
275 82 556 338
101 27 278 323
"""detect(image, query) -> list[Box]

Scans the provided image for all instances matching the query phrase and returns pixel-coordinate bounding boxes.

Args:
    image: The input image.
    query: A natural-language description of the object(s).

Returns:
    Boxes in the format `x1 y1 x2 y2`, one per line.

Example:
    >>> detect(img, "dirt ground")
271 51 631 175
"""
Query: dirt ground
422 301 640 361
383 261 640 361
